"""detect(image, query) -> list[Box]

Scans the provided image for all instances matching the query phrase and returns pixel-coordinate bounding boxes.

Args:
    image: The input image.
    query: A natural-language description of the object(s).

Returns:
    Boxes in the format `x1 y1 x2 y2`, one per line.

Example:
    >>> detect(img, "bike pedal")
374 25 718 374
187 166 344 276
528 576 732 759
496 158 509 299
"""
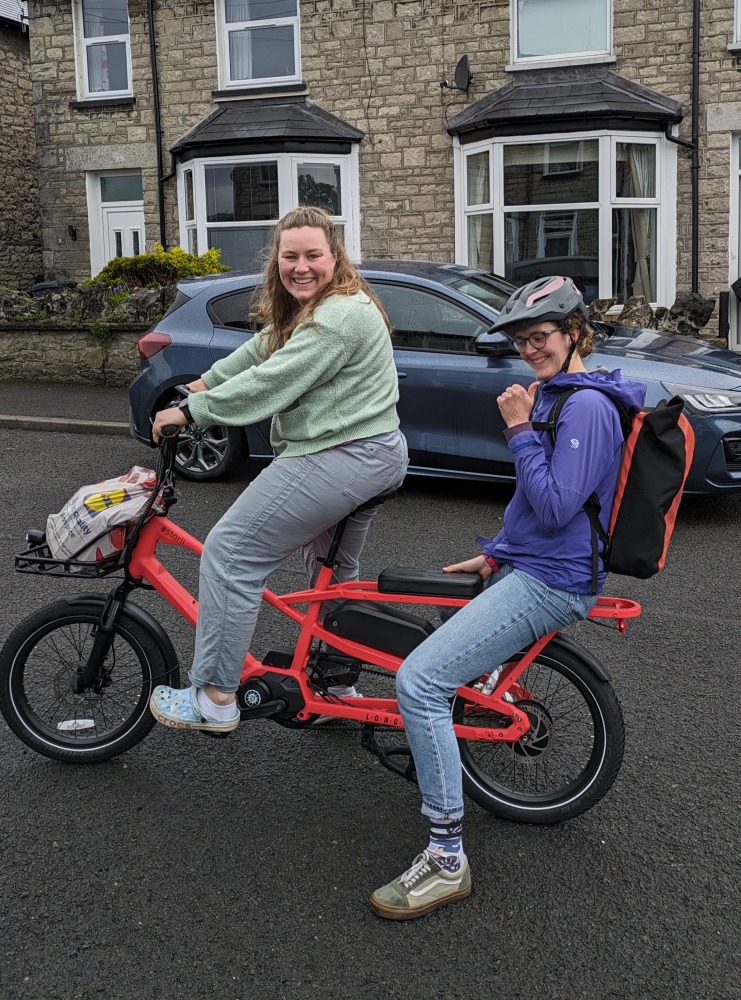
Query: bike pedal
200 730 230 740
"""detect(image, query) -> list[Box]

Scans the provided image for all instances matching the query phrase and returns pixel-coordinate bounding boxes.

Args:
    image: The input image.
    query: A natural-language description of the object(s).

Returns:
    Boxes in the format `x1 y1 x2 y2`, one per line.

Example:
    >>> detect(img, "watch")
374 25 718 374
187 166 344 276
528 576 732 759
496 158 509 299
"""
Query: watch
178 397 193 423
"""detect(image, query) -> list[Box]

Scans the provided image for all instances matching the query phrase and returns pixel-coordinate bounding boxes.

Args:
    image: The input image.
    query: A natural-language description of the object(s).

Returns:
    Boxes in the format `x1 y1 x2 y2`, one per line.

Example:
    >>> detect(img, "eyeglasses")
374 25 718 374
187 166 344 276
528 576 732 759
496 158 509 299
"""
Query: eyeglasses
513 328 563 353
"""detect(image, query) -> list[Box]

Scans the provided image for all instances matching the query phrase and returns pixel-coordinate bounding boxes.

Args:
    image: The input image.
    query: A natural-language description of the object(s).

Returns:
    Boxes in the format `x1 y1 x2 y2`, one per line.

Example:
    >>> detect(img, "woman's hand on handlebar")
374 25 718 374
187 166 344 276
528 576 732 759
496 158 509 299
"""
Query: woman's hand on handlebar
152 406 188 443
443 555 493 580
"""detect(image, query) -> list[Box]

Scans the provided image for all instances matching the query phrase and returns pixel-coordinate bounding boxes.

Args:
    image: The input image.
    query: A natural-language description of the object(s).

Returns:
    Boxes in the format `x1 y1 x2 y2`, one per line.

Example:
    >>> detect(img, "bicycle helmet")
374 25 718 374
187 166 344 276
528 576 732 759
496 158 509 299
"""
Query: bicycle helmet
492 275 587 338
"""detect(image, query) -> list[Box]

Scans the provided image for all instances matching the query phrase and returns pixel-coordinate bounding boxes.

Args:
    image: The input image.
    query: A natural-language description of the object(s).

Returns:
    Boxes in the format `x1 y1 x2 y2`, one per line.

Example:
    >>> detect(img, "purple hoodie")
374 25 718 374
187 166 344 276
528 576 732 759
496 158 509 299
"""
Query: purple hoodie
481 369 647 594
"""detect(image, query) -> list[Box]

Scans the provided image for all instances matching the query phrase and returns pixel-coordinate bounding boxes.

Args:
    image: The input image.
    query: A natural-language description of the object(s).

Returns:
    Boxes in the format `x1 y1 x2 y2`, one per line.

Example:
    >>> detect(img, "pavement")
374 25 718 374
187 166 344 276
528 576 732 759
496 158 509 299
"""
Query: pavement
0 380 131 436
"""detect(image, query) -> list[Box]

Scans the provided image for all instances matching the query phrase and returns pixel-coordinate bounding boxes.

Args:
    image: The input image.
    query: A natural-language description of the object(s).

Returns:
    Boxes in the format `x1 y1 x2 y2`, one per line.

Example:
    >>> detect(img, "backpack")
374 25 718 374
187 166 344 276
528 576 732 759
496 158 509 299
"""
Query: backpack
533 388 695 589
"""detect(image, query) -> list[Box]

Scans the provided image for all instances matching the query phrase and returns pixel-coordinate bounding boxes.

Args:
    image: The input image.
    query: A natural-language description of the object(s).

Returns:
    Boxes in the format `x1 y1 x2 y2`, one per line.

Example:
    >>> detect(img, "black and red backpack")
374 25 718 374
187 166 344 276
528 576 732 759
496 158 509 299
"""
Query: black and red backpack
534 389 696 589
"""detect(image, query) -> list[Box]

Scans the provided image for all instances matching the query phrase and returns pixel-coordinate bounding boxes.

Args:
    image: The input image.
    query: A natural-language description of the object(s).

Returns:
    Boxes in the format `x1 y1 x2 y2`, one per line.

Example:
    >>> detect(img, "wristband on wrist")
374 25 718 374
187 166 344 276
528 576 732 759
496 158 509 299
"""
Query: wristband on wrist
178 398 193 423
483 554 499 573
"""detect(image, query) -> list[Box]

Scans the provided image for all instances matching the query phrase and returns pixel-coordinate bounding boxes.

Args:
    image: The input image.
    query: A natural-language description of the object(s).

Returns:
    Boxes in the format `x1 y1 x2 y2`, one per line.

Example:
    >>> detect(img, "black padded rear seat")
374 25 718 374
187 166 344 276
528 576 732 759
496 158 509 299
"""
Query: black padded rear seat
377 566 483 599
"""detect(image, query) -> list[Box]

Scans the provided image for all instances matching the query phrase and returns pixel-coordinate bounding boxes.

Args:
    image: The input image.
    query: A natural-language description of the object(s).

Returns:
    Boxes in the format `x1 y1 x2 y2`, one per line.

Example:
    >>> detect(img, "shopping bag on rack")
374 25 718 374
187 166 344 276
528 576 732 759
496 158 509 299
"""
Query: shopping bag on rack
46 466 164 564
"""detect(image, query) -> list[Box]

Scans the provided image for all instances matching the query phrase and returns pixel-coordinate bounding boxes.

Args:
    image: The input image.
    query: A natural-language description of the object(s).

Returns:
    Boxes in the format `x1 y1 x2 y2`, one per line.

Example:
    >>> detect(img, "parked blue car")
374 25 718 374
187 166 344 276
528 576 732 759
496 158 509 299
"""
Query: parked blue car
128 261 741 495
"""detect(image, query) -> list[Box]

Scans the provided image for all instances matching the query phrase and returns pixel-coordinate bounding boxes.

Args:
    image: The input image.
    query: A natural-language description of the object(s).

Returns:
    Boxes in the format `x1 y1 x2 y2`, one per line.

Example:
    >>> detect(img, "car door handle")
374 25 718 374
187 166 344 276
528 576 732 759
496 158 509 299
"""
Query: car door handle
397 372 408 379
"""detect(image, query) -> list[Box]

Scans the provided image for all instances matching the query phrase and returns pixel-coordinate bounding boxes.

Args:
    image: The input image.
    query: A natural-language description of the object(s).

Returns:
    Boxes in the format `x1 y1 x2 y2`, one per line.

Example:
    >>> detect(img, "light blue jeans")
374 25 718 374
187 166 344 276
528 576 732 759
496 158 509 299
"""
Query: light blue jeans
396 563 598 821
189 430 408 692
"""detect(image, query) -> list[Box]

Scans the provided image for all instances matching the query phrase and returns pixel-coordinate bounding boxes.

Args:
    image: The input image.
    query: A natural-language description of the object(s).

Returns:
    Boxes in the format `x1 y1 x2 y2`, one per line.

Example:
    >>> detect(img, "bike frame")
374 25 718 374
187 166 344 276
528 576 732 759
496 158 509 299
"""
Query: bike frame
125 514 642 742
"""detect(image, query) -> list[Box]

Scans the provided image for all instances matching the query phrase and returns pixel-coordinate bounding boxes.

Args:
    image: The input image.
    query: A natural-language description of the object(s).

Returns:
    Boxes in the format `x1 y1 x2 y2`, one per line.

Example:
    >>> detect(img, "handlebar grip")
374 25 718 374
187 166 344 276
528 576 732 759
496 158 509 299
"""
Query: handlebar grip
161 425 181 438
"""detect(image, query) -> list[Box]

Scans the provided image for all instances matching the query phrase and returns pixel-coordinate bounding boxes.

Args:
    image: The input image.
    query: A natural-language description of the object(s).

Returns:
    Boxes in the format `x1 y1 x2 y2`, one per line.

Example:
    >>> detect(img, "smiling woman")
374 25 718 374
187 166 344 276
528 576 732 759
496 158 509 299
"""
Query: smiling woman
148 206 408 732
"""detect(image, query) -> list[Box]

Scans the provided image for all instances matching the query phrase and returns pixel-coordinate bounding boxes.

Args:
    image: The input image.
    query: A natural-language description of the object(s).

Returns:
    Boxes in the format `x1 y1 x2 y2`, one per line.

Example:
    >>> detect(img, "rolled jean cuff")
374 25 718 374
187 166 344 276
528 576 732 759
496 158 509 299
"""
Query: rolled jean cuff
421 801 464 823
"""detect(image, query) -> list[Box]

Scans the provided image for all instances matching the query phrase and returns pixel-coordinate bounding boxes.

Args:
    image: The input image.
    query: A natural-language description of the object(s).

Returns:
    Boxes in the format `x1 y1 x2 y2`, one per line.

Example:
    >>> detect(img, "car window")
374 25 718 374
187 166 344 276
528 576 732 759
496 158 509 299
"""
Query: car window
208 288 262 332
369 282 490 352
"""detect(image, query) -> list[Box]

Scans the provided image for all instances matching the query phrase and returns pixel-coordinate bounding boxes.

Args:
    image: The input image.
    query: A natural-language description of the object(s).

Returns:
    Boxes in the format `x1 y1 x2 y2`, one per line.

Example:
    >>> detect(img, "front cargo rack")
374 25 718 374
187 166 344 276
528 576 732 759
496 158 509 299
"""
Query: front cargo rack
15 534 125 578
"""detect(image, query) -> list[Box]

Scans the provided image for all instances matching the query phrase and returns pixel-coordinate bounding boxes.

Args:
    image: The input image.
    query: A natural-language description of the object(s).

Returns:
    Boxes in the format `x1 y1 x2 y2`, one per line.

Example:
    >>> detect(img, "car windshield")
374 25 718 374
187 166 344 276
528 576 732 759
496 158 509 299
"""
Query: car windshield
447 274 515 314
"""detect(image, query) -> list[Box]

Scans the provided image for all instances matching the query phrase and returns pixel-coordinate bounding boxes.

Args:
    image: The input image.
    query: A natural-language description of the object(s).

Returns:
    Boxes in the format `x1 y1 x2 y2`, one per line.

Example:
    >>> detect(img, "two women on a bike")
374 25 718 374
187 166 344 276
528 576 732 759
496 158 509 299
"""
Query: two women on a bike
369 276 646 920
149 207 408 733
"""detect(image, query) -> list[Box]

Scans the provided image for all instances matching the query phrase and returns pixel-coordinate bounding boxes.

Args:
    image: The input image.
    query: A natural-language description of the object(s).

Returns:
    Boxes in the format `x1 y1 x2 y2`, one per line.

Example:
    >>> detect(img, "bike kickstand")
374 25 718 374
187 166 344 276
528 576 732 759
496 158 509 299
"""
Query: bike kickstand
360 724 417 784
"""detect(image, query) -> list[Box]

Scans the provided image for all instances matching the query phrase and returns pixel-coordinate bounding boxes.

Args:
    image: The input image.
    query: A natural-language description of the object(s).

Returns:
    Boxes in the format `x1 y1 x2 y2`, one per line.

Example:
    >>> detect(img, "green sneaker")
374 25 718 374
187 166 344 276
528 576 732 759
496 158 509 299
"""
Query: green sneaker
370 851 472 920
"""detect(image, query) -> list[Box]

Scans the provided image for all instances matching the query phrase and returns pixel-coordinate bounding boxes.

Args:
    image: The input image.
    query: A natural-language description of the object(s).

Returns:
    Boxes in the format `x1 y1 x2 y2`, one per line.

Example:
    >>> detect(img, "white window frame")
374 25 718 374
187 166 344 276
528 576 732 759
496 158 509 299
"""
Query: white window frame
215 0 301 90
454 130 677 308
73 0 133 100
543 140 584 176
177 149 360 265
510 0 613 70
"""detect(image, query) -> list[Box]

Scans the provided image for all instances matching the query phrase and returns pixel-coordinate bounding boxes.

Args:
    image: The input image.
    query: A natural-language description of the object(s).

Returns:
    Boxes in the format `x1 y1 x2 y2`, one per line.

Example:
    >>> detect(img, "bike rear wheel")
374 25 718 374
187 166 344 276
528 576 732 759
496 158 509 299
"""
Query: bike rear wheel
0 599 168 764
454 642 624 824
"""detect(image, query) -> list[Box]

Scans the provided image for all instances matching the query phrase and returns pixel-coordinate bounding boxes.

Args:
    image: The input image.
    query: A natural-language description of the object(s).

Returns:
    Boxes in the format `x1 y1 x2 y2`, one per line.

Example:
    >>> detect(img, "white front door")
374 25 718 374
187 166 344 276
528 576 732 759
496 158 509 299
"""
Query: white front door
103 208 145 262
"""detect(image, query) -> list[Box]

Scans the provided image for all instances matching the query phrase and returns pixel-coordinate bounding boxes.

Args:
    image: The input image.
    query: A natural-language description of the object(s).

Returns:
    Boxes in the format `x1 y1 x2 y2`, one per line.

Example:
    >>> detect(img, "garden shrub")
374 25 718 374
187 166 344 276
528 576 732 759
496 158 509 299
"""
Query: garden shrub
92 244 230 289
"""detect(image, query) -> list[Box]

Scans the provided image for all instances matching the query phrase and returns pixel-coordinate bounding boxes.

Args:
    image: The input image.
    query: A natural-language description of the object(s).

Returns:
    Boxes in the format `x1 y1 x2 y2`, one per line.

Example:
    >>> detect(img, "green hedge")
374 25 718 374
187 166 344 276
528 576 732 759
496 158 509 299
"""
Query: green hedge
92 244 230 289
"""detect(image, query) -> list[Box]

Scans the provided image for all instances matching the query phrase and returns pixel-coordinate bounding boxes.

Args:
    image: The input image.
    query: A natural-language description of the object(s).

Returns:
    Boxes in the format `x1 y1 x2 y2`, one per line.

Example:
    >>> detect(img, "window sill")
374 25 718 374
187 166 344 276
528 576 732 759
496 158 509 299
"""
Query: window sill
212 83 307 101
727 42 741 54
506 54 616 72
69 97 136 110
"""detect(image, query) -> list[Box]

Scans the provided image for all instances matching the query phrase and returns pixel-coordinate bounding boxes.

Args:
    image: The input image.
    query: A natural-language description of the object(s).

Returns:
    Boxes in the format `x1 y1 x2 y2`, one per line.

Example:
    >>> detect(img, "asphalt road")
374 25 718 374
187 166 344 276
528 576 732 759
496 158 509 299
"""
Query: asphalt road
0 429 738 1000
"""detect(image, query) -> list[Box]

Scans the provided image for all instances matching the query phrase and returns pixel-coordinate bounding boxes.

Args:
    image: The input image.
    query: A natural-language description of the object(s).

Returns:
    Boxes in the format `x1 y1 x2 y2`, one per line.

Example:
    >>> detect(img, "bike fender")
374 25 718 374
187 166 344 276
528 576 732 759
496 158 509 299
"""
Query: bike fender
63 593 180 686
544 632 612 682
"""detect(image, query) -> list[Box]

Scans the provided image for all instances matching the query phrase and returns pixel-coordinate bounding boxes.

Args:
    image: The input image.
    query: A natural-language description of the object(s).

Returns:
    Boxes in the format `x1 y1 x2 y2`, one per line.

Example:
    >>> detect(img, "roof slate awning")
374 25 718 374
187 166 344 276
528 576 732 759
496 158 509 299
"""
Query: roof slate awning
448 70 683 143
171 98 365 161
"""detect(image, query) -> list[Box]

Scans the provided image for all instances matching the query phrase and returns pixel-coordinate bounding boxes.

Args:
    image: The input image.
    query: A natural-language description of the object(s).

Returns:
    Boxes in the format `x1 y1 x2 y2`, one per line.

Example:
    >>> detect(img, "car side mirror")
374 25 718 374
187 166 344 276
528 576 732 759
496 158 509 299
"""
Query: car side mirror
475 328 518 357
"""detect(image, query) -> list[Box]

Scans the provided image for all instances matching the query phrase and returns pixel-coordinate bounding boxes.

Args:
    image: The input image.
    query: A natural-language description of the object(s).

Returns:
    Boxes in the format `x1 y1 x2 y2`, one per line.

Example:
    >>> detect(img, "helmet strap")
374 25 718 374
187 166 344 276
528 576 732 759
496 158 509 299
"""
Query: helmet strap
560 332 579 373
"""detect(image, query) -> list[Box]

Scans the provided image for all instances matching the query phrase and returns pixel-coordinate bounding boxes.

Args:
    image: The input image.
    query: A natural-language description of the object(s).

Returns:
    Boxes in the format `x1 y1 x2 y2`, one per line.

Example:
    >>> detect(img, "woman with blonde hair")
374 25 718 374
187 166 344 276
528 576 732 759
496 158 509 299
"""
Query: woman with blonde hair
149 206 407 732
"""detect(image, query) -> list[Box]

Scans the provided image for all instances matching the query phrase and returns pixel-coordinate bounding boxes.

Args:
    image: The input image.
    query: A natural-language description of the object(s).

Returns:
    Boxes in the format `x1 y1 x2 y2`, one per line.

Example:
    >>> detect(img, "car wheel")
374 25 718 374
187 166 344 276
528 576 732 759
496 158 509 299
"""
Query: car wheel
174 423 247 482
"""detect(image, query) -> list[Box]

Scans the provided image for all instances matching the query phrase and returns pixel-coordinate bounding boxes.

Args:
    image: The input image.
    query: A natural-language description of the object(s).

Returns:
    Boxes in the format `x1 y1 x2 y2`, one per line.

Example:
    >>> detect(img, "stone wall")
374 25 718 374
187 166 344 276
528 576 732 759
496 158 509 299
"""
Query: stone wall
0 23 43 289
25 0 741 327
0 325 143 387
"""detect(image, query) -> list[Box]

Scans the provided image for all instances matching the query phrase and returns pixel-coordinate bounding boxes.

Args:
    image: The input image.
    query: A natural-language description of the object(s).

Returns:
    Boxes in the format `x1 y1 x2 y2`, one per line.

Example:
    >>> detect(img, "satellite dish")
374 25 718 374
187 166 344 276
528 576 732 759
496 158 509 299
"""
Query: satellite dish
454 55 474 93
440 55 474 94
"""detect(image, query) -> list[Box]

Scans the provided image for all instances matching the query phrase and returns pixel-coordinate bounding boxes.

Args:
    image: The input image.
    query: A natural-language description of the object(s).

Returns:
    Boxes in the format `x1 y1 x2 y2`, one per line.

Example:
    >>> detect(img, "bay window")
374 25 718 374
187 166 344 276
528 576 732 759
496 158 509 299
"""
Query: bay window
179 152 358 269
459 132 673 306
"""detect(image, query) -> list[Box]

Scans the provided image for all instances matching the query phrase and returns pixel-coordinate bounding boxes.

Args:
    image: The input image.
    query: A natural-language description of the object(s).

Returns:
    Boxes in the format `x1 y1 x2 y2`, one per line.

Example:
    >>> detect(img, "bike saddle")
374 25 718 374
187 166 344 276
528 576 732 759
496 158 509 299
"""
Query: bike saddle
355 488 398 513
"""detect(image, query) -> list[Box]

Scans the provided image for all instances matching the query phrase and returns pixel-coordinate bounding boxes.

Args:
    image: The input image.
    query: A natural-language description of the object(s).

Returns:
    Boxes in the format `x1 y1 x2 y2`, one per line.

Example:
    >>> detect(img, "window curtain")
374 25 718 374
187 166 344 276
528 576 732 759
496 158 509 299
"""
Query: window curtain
467 155 491 270
225 0 254 22
628 145 654 298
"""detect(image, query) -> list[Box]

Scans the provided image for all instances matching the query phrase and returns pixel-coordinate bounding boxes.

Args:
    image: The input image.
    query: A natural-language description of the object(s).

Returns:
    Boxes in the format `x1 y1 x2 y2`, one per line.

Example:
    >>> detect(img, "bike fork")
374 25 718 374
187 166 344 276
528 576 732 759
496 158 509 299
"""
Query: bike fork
74 582 134 694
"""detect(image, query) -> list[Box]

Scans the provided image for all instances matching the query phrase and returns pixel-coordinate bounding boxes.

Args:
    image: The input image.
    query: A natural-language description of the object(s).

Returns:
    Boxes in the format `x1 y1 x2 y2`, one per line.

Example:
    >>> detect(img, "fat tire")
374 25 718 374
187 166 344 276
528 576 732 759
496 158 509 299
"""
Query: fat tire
455 642 625 824
0 599 168 764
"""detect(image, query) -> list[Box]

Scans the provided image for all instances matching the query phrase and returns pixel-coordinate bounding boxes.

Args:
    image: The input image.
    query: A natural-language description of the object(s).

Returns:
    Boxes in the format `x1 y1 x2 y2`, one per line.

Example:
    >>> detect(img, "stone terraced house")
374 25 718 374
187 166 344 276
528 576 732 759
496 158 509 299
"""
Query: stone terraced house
0 0 42 289
20 0 741 348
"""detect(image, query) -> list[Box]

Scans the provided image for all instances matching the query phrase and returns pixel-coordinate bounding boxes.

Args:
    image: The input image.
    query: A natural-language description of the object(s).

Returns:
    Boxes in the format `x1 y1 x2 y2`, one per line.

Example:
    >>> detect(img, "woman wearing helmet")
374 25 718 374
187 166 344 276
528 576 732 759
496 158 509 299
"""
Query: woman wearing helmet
370 276 646 921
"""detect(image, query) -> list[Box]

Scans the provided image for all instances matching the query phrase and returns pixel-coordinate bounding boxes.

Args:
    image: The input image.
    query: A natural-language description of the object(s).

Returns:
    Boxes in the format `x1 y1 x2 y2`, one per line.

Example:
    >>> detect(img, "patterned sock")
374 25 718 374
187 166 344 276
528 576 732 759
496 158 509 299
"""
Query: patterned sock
427 819 464 872
196 688 239 721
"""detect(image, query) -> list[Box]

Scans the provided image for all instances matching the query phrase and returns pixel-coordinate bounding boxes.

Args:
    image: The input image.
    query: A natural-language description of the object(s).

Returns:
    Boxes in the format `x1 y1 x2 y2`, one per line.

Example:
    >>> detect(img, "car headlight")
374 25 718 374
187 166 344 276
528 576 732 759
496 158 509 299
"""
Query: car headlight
661 383 741 412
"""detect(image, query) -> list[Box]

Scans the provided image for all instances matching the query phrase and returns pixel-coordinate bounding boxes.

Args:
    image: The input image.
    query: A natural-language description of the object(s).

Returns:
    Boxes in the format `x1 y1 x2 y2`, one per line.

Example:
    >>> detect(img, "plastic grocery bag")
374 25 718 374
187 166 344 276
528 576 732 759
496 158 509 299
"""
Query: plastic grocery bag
46 466 164 564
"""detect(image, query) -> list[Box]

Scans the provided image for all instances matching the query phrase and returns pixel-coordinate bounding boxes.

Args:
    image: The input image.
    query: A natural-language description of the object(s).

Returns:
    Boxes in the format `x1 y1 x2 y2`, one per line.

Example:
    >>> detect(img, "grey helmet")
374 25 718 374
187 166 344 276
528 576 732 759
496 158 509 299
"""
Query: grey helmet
493 275 587 338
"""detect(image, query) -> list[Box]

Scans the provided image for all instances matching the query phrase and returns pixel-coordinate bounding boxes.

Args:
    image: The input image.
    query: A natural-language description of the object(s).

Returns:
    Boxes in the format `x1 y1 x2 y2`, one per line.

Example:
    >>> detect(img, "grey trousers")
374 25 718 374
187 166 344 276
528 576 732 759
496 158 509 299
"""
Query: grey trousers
188 430 408 691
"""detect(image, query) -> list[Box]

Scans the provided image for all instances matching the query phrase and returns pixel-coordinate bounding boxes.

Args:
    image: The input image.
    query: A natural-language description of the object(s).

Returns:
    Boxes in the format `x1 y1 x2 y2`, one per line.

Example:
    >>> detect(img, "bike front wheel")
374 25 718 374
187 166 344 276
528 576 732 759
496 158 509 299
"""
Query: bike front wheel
454 641 625 824
0 599 169 764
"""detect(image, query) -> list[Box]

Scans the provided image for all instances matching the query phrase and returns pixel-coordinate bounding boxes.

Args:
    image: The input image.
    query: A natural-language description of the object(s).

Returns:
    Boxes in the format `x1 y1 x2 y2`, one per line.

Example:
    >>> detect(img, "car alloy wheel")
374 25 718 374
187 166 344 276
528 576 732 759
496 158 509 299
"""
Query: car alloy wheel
174 423 246 482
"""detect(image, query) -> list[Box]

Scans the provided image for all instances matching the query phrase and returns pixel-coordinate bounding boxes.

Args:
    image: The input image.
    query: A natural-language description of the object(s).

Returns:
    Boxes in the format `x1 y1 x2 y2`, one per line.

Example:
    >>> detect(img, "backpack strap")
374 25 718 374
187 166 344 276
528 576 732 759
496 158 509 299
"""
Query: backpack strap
531 386 582 446
531 384 633 592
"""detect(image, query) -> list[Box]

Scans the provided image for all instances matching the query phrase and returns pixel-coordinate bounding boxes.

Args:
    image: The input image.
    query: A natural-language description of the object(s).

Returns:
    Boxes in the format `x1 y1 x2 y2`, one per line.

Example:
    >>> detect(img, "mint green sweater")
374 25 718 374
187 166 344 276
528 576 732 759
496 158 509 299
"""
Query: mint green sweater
187 291 400 458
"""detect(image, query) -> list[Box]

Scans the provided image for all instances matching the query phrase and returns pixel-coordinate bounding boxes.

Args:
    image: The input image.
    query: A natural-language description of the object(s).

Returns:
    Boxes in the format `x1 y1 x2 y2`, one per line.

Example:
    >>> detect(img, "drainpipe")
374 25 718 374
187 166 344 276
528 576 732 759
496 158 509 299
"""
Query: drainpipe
690 0 700 294
147 0 172 248
664 0 700 294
